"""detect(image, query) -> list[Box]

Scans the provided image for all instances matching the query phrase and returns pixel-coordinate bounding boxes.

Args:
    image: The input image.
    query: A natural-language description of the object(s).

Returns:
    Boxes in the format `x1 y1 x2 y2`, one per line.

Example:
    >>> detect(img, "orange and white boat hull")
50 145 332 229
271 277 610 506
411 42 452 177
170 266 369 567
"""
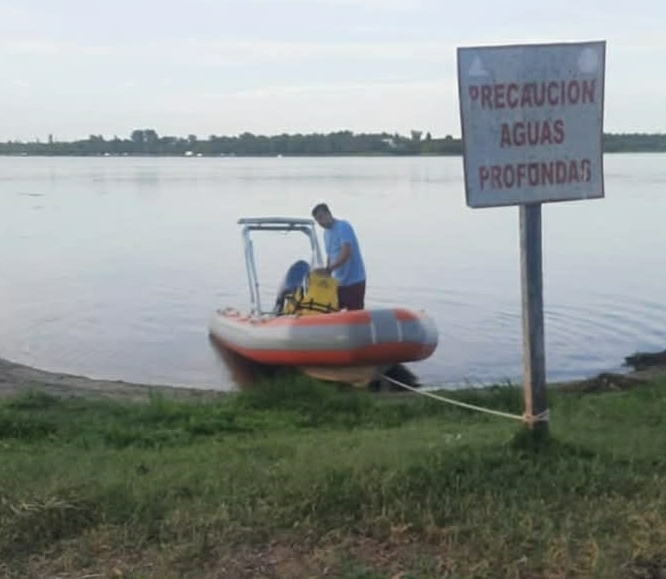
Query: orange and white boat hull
208 307 438 367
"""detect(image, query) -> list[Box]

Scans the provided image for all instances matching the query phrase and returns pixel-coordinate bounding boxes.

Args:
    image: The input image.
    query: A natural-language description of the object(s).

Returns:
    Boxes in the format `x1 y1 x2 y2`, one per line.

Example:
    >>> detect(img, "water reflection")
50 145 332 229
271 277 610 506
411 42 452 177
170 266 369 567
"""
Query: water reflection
207 334 286 389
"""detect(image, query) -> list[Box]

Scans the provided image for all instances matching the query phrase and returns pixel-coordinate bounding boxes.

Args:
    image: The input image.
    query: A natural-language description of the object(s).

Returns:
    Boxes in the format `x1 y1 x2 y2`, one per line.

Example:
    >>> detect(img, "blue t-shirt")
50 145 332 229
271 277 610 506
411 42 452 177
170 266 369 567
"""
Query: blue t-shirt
323 219 366 286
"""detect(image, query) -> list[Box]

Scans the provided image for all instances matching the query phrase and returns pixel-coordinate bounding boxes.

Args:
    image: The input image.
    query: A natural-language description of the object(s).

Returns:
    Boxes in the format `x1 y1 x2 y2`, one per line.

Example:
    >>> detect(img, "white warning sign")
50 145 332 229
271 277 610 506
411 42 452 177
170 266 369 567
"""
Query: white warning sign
457 41 606 208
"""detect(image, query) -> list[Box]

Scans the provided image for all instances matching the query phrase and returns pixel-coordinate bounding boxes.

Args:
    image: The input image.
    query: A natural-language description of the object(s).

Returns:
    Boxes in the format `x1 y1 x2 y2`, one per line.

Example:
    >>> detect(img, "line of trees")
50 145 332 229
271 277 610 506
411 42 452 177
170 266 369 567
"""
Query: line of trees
1 129 665 157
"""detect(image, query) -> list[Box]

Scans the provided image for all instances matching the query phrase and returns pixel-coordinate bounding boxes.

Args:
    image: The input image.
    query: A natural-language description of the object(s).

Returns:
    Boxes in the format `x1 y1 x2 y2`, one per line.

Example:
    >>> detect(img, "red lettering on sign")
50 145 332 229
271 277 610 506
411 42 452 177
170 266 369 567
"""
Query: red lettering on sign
480 85 492 109
491 165 502 188
477 158 593 190
499 119 565 148
478 166 490 188
468 79 596 110
506 83 519 108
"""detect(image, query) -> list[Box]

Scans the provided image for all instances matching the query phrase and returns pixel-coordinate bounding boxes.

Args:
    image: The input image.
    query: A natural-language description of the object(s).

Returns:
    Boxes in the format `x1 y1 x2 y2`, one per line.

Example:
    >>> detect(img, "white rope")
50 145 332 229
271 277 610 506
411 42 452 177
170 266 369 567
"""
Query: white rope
380 374 550 424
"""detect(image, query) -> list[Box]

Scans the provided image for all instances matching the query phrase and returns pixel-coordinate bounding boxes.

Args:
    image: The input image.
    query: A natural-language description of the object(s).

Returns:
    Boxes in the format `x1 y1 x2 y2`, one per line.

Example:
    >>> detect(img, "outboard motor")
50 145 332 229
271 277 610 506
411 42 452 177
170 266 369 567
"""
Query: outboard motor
274 260 311 314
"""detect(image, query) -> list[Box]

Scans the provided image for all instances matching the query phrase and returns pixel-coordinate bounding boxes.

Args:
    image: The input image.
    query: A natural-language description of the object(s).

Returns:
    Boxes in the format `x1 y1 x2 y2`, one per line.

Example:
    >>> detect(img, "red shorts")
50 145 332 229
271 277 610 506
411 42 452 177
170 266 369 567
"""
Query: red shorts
338 280 366 310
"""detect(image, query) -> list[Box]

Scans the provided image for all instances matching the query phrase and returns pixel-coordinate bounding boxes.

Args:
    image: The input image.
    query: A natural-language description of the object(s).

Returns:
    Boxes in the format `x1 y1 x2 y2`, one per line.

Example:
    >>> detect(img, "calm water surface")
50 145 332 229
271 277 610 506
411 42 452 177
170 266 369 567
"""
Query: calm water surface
1 154 665 390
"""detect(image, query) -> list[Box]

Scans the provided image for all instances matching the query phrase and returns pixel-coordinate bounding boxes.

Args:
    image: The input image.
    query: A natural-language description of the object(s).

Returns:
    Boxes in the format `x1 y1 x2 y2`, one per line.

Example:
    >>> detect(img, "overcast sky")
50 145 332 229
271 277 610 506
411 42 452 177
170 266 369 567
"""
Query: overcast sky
1 0 663 141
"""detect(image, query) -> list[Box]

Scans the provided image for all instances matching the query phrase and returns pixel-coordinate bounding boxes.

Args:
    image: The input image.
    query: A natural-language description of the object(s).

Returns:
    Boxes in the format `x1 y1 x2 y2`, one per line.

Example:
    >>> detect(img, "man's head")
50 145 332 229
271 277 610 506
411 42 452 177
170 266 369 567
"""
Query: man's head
311 202 334 228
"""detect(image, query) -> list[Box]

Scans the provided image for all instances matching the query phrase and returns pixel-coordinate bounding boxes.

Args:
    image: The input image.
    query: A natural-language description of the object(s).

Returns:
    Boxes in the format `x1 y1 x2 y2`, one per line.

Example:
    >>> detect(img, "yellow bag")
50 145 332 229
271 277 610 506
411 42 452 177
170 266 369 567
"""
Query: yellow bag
282 270 339 315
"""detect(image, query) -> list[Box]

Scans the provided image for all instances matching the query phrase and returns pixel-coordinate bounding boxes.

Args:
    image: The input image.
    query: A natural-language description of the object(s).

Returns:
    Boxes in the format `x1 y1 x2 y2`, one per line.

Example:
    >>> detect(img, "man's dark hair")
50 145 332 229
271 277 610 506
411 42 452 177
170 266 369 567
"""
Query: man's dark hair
311 202 330 217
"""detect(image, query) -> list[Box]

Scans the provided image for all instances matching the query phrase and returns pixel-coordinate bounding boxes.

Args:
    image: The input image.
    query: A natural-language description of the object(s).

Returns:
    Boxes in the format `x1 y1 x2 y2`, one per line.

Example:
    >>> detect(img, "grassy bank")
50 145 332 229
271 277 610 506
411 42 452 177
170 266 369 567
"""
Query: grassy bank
1 373 666 578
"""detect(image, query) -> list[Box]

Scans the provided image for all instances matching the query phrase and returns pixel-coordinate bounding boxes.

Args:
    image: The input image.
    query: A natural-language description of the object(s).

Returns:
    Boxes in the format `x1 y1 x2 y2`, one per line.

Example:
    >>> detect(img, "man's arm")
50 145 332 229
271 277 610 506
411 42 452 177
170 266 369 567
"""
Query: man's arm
327 243 351 272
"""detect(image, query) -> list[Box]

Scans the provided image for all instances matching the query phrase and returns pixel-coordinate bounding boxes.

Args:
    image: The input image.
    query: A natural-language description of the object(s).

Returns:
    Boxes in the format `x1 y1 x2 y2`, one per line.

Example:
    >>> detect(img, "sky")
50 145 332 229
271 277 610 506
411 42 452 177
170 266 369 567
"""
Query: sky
1 0 664 141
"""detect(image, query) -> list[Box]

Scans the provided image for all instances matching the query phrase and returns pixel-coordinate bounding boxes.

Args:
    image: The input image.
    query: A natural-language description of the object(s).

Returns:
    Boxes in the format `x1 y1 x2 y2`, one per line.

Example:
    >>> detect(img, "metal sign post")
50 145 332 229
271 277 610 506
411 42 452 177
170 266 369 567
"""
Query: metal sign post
457 40 606 432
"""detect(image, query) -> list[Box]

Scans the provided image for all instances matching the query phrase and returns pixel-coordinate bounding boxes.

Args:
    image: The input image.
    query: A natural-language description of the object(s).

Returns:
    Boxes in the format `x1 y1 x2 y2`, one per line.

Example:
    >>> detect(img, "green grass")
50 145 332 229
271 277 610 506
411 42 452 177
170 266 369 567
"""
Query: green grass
1 375 665 578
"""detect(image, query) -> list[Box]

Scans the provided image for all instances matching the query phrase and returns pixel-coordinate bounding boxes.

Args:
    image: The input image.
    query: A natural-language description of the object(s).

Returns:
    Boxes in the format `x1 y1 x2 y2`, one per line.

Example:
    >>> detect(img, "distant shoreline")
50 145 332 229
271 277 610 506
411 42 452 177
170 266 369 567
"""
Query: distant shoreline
1 150 665 158
1 130 665 157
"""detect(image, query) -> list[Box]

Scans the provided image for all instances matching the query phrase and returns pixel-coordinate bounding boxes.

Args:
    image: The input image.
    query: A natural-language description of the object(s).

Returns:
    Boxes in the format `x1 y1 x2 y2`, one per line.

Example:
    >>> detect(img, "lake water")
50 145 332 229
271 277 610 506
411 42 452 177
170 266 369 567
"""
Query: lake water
1 154 665 391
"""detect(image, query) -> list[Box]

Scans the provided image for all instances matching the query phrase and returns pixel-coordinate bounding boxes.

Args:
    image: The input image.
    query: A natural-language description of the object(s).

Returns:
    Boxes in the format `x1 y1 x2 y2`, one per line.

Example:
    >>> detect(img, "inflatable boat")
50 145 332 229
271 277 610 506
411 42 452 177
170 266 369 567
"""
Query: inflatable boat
208 217 438 385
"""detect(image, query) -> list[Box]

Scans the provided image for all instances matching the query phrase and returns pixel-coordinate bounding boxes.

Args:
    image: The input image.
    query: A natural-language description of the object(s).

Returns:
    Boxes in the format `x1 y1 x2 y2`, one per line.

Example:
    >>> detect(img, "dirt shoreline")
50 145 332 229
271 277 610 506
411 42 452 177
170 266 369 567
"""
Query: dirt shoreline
1 352 665 403
0 357 225 403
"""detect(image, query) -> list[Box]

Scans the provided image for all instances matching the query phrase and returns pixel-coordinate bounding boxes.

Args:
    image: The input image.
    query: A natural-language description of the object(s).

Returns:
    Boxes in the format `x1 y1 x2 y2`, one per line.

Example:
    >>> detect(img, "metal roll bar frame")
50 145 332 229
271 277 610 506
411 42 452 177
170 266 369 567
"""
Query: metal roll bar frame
238 217 325 316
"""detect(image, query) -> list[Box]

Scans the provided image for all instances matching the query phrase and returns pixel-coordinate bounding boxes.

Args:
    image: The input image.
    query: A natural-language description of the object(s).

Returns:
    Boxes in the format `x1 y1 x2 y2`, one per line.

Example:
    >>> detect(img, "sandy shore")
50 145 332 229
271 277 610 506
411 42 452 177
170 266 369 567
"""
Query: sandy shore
1 352 665 403
0 357 225 403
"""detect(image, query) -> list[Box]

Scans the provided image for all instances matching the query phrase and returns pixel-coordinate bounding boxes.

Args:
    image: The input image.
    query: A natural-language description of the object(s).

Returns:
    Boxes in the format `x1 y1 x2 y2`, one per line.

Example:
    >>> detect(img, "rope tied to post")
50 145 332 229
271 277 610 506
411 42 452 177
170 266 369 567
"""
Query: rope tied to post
380 374 550 424
522 409 550 424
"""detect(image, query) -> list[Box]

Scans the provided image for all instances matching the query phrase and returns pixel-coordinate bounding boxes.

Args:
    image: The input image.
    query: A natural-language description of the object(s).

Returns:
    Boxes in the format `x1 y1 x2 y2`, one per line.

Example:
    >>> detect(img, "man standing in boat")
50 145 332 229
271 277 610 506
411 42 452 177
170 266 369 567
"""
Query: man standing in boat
311 203 366 310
